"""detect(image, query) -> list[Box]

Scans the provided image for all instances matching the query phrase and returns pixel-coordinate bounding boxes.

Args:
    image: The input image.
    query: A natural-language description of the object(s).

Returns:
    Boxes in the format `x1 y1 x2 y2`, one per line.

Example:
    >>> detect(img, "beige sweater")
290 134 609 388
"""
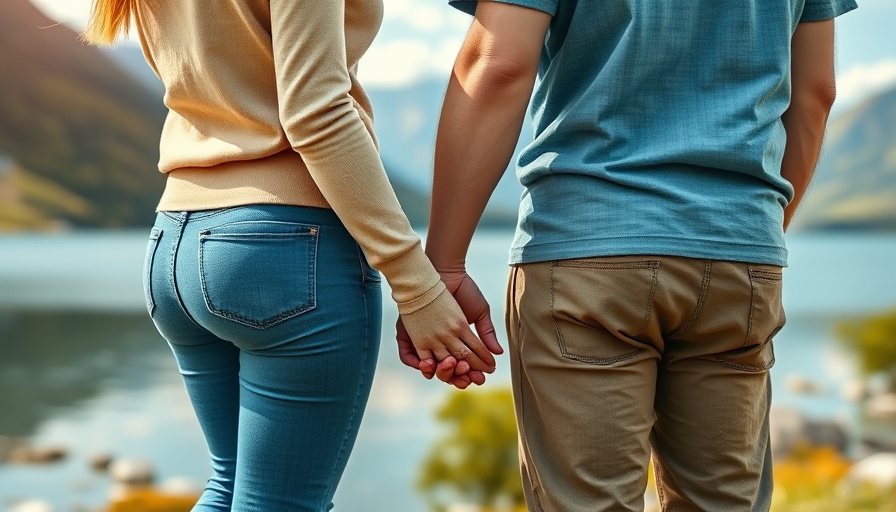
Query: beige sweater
134 0 446 314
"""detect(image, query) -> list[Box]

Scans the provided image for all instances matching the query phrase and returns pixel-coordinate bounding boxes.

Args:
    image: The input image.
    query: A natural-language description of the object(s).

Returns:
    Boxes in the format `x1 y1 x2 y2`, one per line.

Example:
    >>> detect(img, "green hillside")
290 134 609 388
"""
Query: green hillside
792 87 896 231
0 1 460 230
0 0 168 229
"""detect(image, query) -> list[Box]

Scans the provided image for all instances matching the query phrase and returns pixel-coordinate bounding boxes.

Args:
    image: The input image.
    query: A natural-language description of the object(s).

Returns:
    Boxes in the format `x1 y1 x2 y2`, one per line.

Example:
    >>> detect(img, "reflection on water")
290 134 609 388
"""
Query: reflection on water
0 311 168 437
1 231 896 511
0 309 452 511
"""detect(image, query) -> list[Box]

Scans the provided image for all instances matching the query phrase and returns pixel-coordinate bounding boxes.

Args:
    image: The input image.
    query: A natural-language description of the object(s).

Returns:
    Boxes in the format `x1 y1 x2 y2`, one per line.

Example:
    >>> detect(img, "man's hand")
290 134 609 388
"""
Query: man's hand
401 2 548 388
396 270 503 389
432 270 503 388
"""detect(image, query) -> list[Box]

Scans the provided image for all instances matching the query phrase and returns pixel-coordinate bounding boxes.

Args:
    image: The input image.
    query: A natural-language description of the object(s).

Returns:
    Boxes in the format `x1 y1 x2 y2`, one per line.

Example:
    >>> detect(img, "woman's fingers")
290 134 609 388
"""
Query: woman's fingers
448 375 472 389
396 318 423 369
435 356 459 382
463 370 486 386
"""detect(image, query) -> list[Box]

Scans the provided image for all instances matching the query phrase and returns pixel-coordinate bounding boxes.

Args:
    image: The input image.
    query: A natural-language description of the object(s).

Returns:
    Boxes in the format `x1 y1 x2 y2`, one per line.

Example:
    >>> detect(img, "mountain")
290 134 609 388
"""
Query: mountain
102 44 165 97
0 0 167 229
10 0 890 232
109 55 523 226
365 81 524 222
0 2 513 230
791 86 896 231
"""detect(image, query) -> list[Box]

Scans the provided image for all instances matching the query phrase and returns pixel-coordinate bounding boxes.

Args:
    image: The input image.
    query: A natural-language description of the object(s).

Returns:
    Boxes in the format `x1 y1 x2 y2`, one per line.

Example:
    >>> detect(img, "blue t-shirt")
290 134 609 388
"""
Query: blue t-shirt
450 0 858 266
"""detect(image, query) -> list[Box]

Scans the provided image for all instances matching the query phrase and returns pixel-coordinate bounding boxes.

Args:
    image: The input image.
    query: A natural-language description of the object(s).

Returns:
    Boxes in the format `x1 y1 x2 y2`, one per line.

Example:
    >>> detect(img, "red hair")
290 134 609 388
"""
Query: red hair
82 0 138 45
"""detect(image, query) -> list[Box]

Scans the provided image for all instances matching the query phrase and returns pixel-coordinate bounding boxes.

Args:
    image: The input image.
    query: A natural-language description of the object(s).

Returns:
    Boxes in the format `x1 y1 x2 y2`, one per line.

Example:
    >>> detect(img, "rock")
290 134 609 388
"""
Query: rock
0 435 15 461
6 444 68 464
846 452 896 487
159 476 204 496
88 452 114 472
446 506 482 512
842 379 868 402
769 407 850 456
109 457 155 486
786 375 824 395
804 421 849 454
865 393 896 420
8 500 54 512
770 407 807 456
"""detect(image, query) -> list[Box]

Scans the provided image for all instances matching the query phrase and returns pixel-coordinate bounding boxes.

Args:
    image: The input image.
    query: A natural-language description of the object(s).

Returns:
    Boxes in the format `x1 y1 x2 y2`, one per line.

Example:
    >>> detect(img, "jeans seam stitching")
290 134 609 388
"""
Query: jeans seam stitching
356 243 381 286
169 212 203 329
182 206 240 221
323 280 372 504
144 227 163 315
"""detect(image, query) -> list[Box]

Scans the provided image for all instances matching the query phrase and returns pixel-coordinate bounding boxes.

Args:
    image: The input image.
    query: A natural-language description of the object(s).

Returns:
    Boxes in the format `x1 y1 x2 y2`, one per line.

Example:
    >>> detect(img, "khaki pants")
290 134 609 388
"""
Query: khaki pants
506 256 784 512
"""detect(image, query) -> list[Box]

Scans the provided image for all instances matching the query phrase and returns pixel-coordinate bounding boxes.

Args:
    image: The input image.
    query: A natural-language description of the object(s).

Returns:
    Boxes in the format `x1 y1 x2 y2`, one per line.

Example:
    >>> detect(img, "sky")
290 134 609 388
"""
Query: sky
29 0 896 111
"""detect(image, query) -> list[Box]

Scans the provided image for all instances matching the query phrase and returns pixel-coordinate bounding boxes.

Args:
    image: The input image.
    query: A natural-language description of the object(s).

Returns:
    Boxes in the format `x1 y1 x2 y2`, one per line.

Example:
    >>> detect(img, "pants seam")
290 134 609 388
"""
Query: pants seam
511 268 540 506
669 260 712 338
169 212 203 329
322 282 371 506
636 261 660 336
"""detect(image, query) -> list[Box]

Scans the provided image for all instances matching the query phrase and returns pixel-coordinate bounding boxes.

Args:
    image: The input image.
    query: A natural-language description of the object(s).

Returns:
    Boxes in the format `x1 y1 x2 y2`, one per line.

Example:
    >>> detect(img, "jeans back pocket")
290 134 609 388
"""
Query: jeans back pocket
198 221 318 329
143 227 163 317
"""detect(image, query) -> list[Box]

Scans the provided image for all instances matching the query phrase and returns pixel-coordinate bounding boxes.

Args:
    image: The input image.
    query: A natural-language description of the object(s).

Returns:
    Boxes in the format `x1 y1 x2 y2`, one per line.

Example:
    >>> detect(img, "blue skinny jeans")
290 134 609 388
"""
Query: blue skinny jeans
143 205 382 511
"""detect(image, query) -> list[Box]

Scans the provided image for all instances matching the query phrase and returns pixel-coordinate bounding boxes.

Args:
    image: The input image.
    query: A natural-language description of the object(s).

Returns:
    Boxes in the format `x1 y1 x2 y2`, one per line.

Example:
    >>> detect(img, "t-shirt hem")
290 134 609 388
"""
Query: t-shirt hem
800 0 858 22
449 0 559 16
509 236 788 267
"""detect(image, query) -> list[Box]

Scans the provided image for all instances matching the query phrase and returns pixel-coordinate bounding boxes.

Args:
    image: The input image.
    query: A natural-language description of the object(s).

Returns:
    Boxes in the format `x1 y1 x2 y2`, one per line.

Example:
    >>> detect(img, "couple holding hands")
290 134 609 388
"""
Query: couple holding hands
85 0 855 510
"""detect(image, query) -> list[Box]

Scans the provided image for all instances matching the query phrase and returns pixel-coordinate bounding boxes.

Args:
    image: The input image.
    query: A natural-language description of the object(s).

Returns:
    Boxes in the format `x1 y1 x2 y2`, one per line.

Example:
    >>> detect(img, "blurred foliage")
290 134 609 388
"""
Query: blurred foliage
419 390 896 512
0 0 166 229
106 489 198 512
837 309 896 389
773 445 896 511
418 388 524 512
773 444 852 504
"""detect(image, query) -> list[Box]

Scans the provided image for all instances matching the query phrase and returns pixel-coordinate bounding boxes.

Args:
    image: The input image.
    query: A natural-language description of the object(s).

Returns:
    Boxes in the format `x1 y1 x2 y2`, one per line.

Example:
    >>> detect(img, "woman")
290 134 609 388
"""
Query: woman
83 0 498 510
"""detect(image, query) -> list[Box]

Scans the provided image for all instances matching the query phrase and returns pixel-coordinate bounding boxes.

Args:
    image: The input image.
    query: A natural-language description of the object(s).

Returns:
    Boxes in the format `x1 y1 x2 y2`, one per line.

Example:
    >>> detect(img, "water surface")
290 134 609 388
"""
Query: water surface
1 230 894 511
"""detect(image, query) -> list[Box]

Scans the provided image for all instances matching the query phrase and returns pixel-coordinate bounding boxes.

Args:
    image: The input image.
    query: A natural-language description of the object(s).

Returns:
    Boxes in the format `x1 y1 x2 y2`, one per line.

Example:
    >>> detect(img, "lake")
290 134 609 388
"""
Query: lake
1 230 895 511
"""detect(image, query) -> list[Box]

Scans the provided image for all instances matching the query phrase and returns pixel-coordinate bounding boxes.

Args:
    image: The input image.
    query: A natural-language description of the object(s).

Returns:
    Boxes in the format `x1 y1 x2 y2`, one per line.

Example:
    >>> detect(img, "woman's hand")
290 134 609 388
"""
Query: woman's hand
397 271 503 389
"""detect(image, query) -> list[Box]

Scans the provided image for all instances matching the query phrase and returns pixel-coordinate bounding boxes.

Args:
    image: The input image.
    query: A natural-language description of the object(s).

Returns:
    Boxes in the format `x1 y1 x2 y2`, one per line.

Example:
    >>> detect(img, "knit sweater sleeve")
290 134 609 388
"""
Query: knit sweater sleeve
270 0 445 314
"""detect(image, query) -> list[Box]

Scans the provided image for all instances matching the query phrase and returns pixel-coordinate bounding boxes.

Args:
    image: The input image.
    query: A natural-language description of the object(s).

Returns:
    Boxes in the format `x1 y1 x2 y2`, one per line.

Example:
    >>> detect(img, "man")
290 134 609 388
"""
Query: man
397 0 856 510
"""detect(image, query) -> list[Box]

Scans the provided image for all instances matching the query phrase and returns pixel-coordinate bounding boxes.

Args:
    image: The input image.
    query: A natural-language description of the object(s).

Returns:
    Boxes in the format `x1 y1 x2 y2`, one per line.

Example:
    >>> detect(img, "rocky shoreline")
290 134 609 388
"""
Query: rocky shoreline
0 439 200 512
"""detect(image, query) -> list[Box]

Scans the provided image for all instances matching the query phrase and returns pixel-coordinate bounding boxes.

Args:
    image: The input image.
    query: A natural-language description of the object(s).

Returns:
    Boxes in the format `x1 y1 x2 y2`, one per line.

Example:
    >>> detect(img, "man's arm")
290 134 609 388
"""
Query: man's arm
781 19 838 230
425 2 551 270
415 3 551 387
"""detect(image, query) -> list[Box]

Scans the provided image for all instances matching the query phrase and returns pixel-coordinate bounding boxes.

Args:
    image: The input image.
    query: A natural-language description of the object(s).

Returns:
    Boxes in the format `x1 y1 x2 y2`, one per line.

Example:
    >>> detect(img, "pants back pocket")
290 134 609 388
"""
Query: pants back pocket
199 221 318 329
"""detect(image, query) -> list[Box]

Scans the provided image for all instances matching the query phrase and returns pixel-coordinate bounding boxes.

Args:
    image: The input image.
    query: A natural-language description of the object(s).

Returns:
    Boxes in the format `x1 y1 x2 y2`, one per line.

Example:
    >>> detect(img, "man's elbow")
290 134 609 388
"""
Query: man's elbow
455 45 536 96
815 77 837 111
791 78 837 117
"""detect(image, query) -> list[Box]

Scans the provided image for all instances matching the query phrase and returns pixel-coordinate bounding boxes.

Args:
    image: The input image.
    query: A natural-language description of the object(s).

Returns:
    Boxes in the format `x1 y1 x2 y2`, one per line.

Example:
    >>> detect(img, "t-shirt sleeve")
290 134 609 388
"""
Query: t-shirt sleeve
449 0 559 17
800 0 858 22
